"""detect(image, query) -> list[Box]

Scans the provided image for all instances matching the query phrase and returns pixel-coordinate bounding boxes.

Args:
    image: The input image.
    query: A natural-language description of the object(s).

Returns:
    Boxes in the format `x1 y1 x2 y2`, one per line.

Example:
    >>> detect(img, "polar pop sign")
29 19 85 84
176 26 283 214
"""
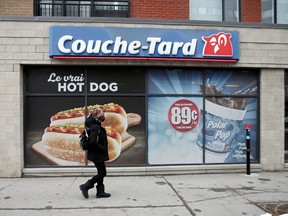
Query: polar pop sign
168 99 200 132
49 26 239 62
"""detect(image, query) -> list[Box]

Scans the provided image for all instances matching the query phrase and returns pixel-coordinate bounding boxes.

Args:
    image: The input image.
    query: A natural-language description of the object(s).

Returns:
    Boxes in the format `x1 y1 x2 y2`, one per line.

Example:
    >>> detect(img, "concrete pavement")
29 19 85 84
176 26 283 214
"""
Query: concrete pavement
0 172 288 216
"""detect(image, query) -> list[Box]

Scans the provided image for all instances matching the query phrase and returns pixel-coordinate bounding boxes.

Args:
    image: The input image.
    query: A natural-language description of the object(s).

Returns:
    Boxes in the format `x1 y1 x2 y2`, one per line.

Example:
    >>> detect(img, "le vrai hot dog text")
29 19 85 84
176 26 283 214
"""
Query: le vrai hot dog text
47 73 118 93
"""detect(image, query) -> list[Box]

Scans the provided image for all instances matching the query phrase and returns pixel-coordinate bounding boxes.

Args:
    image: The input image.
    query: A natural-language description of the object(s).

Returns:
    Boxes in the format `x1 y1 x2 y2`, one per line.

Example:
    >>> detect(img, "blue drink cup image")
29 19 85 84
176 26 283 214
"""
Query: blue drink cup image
197 99 246 154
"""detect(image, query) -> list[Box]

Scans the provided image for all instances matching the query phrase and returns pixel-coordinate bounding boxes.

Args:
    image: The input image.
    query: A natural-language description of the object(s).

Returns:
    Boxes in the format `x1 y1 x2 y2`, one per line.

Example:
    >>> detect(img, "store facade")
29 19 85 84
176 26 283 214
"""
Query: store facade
0 18 287 177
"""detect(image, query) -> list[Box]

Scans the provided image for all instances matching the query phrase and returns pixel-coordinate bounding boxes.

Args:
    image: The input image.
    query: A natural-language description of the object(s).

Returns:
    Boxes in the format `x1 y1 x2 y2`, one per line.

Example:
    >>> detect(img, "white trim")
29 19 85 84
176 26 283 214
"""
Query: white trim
22 164 262 177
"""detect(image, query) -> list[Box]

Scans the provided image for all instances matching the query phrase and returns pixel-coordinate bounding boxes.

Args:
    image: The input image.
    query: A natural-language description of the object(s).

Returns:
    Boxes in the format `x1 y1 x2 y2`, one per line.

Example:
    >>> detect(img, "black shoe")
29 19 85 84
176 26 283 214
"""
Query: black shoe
96 184 111 198
79 181 94 199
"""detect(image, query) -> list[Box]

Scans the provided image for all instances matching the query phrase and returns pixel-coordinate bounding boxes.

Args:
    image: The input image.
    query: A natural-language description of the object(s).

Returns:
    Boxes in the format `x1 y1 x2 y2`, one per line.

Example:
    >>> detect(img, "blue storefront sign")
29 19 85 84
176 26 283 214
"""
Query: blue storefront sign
49 26 239 62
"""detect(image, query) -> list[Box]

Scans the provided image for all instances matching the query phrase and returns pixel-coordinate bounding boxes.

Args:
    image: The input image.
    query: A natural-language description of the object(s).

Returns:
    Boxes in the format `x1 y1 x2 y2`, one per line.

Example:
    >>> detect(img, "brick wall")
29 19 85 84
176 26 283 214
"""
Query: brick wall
241 0 262 22
131 0 189 20
0 0 33 16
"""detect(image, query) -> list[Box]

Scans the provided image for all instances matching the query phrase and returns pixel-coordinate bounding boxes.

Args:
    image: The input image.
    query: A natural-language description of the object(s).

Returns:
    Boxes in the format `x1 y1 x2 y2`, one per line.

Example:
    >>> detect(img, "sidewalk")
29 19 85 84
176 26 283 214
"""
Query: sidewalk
0 172 287 216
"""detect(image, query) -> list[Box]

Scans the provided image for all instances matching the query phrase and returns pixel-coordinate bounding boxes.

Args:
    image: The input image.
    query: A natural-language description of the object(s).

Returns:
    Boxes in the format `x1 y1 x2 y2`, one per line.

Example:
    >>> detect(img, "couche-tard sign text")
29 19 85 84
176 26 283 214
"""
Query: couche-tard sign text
49 26 240 62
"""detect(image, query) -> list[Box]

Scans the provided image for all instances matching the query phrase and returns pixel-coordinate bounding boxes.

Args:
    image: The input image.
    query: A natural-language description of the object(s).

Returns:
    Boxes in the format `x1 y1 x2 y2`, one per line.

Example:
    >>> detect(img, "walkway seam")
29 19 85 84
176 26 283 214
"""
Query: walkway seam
163 176 196 216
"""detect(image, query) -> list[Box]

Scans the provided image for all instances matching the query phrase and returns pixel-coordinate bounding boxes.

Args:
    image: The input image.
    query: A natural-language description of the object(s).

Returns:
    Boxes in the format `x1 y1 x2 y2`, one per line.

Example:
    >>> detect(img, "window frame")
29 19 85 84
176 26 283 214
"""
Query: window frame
261 0 288 24
34 0 130 18
189 0 241 22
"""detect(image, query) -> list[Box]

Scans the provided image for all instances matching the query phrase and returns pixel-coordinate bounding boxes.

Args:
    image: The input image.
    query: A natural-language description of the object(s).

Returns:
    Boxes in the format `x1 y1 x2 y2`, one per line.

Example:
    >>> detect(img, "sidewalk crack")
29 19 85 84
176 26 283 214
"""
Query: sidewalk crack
163 176 196 216
0 179 21 191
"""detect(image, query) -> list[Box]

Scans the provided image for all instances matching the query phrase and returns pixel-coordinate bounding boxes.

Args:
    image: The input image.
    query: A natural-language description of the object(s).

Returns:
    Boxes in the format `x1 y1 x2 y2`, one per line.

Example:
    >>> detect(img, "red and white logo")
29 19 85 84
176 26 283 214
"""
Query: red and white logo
202 32 233 57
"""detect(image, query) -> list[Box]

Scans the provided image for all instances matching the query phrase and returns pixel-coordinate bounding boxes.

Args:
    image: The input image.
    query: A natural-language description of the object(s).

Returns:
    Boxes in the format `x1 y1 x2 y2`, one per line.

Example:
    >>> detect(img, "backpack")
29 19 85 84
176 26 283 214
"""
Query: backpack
79 128 89 150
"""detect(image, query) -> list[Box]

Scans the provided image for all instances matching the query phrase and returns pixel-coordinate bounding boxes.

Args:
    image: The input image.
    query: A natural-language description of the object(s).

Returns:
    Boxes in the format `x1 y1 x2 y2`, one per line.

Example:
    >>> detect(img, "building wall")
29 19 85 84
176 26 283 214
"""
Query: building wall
0 0 262 23
0 0 33 16
260 69 285 171
0 19 287 177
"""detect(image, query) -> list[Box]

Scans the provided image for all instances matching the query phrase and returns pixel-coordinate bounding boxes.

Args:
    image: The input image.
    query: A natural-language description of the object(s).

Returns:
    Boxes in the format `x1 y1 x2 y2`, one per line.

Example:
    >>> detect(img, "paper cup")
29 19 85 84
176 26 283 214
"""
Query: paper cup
197 99 246 153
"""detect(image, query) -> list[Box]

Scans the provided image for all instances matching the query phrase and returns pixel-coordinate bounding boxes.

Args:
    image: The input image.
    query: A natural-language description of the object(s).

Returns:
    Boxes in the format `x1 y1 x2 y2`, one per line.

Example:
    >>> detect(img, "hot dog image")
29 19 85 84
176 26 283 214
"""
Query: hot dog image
49 103 128 135
42 124 122 163
32 103 141 165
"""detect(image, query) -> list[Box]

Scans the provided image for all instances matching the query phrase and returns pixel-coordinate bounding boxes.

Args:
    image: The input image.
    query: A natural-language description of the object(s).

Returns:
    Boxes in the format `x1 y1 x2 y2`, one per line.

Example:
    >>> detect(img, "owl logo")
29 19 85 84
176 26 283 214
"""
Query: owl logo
202 32 233 57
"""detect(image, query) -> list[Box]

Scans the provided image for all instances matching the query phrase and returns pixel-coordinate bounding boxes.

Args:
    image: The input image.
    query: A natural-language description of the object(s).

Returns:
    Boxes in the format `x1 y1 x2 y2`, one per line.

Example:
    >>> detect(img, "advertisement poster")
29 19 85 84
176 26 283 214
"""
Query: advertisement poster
24 66 146 167
148 97 203 164
147 69 258 164
202 71 258 163
25 66 258 167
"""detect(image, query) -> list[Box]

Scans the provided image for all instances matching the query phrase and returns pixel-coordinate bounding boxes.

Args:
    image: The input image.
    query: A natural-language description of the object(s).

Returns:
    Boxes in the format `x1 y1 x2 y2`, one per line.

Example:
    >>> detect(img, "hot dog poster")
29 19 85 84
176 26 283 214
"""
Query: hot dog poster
24 66 146 166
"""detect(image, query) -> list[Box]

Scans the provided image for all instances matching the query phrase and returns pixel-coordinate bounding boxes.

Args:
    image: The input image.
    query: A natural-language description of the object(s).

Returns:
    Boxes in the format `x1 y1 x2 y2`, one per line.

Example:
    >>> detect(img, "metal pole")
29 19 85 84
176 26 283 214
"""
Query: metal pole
246 124 251 175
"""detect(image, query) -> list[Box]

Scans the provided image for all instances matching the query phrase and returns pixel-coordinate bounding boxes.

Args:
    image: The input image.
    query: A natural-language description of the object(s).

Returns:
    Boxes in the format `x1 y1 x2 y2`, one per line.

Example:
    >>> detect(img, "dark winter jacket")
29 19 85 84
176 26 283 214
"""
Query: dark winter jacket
85 115 109 162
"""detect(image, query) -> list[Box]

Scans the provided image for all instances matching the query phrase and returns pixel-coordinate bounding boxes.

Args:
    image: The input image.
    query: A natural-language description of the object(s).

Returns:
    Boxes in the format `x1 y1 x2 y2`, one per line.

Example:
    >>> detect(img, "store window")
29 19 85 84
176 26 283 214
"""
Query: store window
147 69 259 164
24 66 145 167
262 0 288 24
24 66 259 167
189 0 240 22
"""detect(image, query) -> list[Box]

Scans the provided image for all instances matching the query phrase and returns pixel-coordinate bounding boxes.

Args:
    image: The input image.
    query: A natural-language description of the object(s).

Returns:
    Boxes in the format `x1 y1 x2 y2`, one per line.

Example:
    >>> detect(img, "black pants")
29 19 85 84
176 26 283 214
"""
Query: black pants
90 161 107 186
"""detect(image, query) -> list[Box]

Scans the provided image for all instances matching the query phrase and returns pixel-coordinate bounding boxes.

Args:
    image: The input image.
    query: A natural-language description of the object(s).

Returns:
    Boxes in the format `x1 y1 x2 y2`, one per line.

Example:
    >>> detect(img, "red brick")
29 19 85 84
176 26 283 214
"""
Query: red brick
131 0 189 20
241 0 262 22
